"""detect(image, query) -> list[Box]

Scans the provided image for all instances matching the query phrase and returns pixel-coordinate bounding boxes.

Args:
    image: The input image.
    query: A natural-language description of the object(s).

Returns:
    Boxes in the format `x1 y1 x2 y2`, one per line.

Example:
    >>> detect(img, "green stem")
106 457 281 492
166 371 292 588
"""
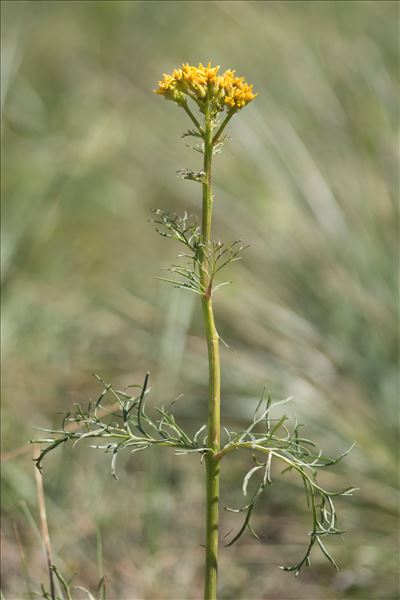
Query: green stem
212 110 235 145
181 100 202 131
201 108 221 600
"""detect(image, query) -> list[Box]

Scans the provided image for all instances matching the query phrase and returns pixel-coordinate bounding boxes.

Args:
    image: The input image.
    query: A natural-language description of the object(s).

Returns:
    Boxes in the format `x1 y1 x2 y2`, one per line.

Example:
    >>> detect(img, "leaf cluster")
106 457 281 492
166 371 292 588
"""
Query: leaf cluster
32 377 355 577
31 373 209 480
181 127 229 155
220 390 357 574
152 209 248 297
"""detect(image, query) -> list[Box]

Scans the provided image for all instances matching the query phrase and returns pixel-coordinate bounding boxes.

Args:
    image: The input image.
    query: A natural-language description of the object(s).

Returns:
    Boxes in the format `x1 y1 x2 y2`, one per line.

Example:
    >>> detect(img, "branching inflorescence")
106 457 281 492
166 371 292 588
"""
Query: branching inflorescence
32 62 355 600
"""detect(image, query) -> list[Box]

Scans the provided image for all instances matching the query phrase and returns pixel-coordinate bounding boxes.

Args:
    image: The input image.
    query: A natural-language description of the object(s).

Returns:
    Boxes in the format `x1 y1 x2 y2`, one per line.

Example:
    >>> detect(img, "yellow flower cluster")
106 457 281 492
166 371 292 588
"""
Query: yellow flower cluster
155 62 257 113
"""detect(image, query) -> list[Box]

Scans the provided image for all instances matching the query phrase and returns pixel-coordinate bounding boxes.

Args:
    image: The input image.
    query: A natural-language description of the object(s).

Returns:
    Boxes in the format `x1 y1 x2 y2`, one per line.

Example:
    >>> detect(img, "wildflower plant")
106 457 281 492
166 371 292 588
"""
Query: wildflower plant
32 62 355 600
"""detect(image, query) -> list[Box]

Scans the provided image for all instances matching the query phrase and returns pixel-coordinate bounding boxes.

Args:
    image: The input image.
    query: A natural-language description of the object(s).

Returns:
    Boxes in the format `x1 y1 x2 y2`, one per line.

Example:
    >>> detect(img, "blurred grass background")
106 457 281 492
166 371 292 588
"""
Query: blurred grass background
1 1 398 599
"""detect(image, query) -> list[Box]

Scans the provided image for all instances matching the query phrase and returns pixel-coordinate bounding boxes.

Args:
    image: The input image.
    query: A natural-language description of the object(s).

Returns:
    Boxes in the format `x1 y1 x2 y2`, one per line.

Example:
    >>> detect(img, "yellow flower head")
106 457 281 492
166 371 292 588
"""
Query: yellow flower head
155 62 257 114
